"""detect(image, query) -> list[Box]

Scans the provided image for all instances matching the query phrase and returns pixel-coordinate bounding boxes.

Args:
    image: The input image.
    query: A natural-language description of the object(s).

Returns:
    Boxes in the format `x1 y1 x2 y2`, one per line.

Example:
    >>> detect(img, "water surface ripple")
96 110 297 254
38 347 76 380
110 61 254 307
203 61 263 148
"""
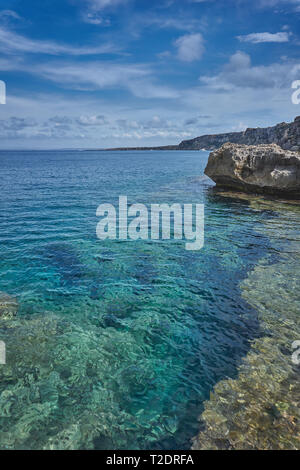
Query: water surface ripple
0 150 297 450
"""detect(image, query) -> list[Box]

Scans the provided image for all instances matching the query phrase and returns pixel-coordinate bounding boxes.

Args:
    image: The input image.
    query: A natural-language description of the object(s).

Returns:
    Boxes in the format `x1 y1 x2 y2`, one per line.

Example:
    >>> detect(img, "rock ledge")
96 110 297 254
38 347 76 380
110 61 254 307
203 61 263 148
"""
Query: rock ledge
204 143 300 198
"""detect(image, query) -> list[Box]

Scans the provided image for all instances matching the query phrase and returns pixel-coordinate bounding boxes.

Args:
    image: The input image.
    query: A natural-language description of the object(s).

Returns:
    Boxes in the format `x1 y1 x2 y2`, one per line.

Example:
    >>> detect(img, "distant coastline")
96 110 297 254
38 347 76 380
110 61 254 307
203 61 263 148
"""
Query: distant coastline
86 116 300 153
86 145 181 151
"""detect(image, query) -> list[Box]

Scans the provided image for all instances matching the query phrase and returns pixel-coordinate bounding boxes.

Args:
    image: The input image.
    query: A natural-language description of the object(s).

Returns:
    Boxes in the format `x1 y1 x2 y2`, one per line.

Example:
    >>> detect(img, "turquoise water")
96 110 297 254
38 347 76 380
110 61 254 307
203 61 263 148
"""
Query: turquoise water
0 150 289 450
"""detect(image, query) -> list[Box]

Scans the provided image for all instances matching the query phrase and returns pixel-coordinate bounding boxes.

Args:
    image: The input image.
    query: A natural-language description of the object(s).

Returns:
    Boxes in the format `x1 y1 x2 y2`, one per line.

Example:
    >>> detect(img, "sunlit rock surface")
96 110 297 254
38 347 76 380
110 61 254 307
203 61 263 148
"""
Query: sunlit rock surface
205 143 300 198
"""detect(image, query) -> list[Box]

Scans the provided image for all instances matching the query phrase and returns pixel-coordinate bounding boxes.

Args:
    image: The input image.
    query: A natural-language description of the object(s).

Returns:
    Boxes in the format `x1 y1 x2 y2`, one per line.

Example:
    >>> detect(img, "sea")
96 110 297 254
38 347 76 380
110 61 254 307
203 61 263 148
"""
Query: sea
0 149 299 450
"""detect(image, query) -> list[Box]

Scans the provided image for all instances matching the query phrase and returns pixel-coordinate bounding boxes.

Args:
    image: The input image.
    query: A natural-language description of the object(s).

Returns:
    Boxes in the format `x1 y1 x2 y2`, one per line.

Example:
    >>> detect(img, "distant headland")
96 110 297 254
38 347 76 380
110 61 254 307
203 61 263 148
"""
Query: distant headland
93 116 300 152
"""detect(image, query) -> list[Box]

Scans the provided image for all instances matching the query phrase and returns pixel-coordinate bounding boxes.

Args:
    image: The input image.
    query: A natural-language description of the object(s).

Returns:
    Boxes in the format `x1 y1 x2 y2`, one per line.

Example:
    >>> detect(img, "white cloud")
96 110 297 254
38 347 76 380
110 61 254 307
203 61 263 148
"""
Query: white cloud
258 0 300 5
82 12 105 24
81 12 111 25
0 90 195 146
76 114 107 125
0 116 37 131
0 78 298 149
0 55 179 100
0 26 119 55
137 13 206 33
37 61 147 91
0 56 24 70
237 32 290 43
252 0 300 12
200 51 300 89
174 33 205 62
79 0 128 24
0 10 21 20
126 81 179 99
85 0 128 9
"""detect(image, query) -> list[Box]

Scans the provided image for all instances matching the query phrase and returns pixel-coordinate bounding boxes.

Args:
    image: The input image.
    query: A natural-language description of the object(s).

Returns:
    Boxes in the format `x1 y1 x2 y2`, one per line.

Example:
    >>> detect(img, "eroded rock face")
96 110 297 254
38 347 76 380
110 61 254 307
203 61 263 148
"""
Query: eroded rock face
179 116 300 151
0 292 18 319
205 143 300 197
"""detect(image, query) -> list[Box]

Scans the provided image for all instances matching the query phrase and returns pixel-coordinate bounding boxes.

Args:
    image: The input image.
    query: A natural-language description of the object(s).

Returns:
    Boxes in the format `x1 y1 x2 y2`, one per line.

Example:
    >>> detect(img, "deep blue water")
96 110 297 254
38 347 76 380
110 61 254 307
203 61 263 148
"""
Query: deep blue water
0 150 280 450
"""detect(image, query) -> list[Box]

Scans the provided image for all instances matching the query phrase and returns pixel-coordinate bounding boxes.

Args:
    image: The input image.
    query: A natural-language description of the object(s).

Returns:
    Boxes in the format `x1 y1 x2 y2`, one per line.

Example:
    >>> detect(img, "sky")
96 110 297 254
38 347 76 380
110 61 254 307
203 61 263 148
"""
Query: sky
0 0 300 149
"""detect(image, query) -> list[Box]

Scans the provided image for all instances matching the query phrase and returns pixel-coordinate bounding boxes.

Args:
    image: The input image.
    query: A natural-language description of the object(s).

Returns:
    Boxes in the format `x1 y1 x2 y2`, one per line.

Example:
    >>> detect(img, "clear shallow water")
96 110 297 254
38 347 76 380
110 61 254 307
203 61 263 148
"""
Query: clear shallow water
0 150 297 450
193 194 300 450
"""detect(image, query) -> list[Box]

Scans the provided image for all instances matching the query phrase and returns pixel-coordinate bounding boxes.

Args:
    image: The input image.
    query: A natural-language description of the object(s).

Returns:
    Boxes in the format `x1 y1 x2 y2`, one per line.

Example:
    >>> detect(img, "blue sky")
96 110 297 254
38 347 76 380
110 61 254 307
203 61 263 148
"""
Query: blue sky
0 0 300 148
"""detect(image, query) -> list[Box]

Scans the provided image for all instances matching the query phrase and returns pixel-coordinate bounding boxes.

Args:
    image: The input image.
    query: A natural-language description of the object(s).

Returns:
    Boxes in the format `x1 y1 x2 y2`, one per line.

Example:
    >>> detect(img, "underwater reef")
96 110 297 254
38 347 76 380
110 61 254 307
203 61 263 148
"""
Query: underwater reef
192 194 300 450
0 173 299 450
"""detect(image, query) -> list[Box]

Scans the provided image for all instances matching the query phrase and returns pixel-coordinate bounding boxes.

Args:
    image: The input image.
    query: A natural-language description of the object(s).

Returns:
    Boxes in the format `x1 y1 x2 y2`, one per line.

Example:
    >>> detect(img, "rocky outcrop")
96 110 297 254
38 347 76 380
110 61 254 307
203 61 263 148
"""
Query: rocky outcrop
204 143 300 197
179 116 300 151
0 292 18 319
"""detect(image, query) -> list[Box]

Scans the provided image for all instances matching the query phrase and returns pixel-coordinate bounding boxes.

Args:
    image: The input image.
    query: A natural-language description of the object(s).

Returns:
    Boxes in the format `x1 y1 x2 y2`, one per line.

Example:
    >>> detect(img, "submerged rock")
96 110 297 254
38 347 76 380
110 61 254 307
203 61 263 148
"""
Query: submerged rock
205 143 300 198
0 292 18 319
192 201 300 450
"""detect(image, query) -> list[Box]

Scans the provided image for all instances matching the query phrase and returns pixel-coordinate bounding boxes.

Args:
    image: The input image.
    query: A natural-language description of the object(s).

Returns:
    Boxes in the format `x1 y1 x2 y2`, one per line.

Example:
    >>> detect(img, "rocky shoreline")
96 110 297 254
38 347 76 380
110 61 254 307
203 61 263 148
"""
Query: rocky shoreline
205 142 300 198
193 140 300 448
192 193 300 450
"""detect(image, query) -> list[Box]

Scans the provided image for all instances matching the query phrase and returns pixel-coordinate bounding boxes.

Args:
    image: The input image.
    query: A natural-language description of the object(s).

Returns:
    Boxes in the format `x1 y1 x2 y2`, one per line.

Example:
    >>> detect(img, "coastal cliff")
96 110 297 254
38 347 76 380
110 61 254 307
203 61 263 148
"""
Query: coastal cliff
105 116 300 152
179 116 300 151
